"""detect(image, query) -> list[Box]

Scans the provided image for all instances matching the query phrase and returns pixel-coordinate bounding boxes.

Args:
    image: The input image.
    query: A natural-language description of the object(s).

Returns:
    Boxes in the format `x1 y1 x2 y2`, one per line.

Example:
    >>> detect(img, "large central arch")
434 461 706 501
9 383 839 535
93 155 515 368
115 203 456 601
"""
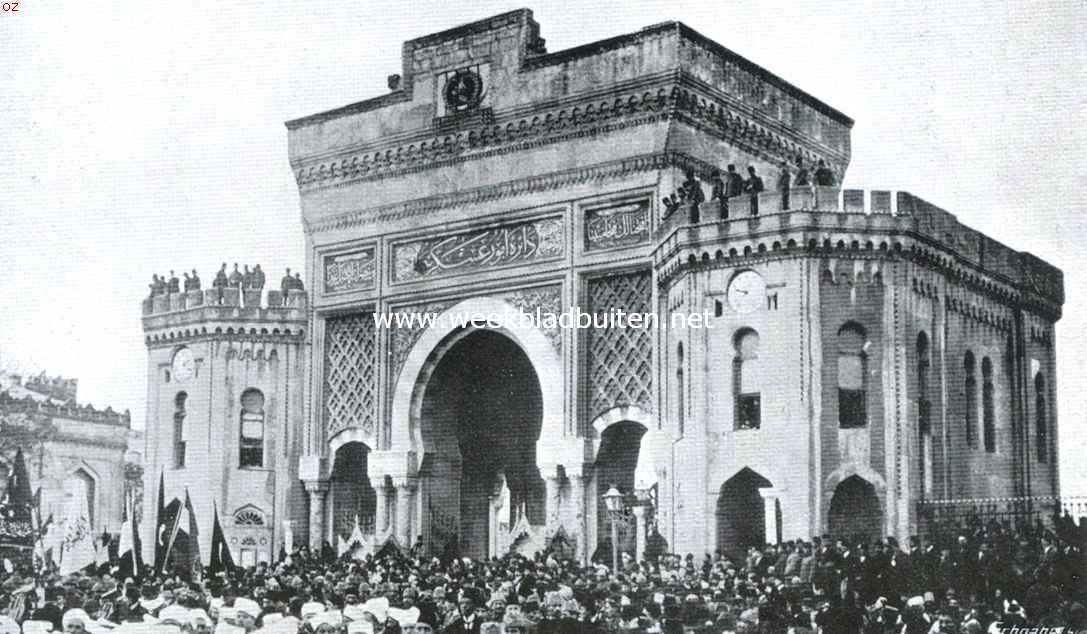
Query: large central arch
416 329 545 559
387 297 568 558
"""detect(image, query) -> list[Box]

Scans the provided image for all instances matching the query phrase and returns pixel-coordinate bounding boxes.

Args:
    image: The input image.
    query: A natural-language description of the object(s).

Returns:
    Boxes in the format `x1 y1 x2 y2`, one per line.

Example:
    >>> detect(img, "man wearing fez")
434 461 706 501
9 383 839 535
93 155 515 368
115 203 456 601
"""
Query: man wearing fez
213 263 228 288
228 263 243 288
745 165 764 216
722 163 743 199
189 268 201 291
776 161 792 210
167 270 180 294
253 264 266 290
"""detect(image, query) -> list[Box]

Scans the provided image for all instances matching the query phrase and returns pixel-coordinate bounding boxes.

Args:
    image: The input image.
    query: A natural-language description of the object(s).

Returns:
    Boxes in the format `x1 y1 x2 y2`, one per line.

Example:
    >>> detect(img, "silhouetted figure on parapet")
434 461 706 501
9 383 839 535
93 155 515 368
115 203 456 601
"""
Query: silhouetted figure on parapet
190 268 201 291
679 169 705 206
745 166 764 216
228 263 243 288
294 273 304 291
213 263 228 288
149 274 165 298
242 265 254 290
662 196 677 217
166 270 180 294
794 156 810 186
776 162 791 210
182 272 193 292
710 169 725 201
814 159 836 186
724 164 744 199
281 268 293 297
253 264 265 290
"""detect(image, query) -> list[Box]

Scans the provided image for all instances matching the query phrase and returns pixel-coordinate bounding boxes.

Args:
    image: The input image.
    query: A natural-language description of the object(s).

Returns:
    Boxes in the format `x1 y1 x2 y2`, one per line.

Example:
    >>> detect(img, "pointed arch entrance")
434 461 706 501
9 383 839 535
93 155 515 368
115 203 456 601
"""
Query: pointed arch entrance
593 419 647 556
827 475 882 543
417 329 545 560
716 467 772 558
329 441 376 541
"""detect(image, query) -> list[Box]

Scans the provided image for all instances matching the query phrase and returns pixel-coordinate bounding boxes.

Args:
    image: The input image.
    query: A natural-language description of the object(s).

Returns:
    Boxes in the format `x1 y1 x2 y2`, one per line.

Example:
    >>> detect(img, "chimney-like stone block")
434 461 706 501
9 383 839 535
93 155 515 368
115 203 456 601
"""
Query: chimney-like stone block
871 191 892 214
243 290 263 309
843 189 865 213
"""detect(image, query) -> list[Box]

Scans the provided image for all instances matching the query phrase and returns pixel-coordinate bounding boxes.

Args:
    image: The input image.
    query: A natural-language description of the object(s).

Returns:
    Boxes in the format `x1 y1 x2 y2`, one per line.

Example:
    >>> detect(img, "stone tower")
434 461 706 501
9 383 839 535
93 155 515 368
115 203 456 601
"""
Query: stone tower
141 278 309 567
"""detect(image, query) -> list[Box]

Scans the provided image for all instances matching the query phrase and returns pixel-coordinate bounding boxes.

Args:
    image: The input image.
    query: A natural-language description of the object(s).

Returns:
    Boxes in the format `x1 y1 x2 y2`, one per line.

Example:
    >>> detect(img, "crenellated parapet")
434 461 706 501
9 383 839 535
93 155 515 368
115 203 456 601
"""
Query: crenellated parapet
141 286 309 346
653 187 1064 318
0 390 131 427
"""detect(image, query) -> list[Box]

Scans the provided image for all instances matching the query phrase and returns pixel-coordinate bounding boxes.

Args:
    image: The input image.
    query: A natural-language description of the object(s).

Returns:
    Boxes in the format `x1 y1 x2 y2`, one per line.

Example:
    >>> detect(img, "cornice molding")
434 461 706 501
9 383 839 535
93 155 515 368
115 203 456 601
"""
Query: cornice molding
293 74 847 194
306 150 707 234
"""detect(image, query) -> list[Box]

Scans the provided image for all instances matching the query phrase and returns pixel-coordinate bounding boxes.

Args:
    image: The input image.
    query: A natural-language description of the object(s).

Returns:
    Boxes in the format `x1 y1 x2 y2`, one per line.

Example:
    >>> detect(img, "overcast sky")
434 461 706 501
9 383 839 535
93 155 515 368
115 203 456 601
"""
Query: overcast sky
1 0 1084 495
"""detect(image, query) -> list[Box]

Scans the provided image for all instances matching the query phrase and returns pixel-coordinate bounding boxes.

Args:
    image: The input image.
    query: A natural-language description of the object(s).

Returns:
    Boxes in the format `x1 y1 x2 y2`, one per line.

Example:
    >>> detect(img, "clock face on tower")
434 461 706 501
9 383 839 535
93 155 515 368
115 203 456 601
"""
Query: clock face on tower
172 347 195 382
727 270 766 314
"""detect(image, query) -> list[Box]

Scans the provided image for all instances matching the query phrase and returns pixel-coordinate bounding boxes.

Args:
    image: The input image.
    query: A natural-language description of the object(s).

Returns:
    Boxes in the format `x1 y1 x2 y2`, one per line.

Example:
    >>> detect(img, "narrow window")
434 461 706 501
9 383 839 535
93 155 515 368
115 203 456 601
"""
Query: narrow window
1035 373 1047 463
173 392 187 469
982 357 995 453
964 352 977 447
734 329 761 430
239 388 265 468
837 323 867 428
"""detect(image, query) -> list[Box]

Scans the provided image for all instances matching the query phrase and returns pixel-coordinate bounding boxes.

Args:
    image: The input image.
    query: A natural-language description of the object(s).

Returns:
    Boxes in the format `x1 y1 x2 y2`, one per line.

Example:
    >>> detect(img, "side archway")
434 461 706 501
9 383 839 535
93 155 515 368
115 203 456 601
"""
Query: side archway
827 475 883 544
716 467 773 558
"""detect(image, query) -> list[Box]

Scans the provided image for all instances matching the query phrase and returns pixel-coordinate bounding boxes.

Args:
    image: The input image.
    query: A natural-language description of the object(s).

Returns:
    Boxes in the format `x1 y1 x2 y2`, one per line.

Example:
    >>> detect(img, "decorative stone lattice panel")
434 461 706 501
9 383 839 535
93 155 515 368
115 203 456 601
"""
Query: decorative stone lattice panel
324 314 377 439
586 272 653 423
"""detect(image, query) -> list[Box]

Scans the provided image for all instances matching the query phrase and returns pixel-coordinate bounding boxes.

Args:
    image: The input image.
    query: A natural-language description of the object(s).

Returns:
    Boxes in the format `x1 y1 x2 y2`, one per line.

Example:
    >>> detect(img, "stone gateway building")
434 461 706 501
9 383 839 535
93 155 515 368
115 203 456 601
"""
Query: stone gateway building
148 10 1065 564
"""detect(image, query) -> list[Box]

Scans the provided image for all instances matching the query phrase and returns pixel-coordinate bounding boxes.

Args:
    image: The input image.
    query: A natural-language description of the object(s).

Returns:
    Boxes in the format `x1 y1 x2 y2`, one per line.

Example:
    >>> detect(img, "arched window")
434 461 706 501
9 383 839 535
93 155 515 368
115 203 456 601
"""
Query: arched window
173 392 187 469
982 357 995 453
239 388 265 468
964 352 977 447
676 343 685 436
233 506 265 526
1035 373 1047 463
837 323 867 428
734 329 761 430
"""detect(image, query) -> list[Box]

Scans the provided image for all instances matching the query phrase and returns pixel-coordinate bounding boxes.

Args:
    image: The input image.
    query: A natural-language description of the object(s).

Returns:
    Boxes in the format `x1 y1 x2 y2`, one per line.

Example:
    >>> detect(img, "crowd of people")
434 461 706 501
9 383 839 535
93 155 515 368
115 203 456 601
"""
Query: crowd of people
0 513 1082 634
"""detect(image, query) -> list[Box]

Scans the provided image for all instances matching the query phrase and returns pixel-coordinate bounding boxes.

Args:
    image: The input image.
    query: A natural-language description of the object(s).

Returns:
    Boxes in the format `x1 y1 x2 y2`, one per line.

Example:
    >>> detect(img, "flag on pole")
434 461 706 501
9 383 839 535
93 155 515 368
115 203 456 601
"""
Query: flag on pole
116 491 143 580
152 471 165 574
57 479 96 575
155 498 182 576
0 448 35 555
178 490 201 580
208 502 235 576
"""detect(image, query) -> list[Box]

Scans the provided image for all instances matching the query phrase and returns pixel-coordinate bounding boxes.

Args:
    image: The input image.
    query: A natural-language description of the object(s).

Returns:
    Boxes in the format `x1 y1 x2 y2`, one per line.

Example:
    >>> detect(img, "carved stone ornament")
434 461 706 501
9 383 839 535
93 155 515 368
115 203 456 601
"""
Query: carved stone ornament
443 68 485 111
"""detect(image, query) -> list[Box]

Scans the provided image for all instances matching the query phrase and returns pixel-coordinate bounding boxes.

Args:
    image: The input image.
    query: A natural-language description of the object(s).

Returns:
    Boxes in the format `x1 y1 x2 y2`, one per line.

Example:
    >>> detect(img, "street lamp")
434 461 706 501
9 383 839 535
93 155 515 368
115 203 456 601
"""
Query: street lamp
602 485 624 572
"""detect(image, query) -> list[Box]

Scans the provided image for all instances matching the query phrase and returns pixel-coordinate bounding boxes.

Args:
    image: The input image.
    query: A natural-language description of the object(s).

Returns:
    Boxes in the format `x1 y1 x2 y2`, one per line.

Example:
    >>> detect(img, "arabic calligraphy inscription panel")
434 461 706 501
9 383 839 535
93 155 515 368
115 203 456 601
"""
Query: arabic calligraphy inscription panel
391 216 565 282
584 199 651 251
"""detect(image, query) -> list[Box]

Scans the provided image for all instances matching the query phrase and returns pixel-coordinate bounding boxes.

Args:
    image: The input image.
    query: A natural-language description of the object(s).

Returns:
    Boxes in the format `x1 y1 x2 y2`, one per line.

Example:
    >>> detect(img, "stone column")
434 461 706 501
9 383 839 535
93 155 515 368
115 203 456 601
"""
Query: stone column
374 481 389 538
569 474 588 565
759 487 780 546
631 505 647 562
392 477 417 547
303 480 329 549
542 468 563 528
